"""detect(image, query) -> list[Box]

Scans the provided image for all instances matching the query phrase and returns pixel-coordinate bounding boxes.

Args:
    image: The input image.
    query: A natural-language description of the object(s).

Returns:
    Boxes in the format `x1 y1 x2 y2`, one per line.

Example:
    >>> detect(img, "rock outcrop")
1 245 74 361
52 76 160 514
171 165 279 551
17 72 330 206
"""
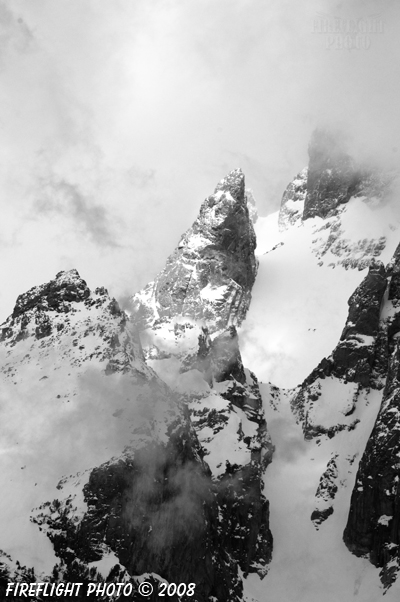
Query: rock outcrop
311 455 338 528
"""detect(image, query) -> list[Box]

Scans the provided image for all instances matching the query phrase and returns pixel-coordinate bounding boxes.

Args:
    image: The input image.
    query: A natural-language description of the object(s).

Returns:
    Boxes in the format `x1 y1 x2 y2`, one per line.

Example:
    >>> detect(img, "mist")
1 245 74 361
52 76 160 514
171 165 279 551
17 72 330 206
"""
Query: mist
0 0 398 324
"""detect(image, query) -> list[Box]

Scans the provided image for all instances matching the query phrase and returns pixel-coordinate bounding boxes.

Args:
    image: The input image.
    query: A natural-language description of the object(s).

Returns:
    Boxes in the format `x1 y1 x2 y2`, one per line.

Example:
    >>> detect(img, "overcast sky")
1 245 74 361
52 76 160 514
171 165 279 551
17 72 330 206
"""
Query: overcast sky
0 0 399 320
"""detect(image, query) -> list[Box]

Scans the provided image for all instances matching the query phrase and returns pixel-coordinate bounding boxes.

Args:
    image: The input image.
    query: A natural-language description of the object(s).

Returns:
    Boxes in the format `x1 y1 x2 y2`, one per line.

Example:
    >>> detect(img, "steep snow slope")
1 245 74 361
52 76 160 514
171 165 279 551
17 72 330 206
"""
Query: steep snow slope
239 130 400 601
242 255 400 601
241 175 400 389
243 386 396 602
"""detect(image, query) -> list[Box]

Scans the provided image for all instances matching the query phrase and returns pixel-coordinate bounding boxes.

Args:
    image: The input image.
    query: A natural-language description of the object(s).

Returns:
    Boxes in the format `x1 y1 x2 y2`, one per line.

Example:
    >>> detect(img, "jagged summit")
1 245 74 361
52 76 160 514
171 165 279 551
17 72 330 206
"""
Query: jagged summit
303 128 359 220
11 269 90 318
128 170 274 589
214 167 245 203
278 128 396 229
0 269 126 356
132 169 258 332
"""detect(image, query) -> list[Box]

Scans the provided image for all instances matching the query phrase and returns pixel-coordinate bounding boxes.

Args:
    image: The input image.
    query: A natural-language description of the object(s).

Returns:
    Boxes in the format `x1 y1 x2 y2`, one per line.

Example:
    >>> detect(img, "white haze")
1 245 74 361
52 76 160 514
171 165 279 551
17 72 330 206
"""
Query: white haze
0 0 399 322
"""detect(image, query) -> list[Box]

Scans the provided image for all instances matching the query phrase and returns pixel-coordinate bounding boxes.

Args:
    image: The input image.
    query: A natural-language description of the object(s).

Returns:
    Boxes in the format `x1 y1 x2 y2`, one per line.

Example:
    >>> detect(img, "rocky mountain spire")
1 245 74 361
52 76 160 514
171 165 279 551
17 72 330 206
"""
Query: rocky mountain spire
129 170 274 587
132 168 258 333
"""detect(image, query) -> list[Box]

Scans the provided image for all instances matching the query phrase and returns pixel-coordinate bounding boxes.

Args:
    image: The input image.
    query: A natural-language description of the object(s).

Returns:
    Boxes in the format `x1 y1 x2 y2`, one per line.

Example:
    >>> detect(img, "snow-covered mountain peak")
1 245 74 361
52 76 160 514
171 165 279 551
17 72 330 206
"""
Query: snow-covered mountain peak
213 167 245 203
129 171 274 588
0 268 150 379
11 268 90 318
131 169 257 334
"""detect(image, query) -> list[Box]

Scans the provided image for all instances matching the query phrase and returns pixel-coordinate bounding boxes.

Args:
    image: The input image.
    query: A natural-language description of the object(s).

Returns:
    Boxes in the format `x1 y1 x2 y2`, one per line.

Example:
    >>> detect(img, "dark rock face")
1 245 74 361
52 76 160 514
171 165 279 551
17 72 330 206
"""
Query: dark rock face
303 129 362 221
34 426 270 601
343 356 400 589
134 323 274 583
34 419 246 602
343 243 400 588
131 169 258 333
1 270 90 344
210 326 247 385
12 269 91 318
191 326 274 577
330 261 387 387
296 128 394 225
292 262 387 438
341 261 387 339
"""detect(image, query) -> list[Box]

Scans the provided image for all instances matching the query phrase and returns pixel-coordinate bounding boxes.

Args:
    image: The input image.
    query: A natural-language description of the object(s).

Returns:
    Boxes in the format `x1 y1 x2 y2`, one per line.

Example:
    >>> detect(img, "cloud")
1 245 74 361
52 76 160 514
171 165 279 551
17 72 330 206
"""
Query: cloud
0 0 400 327
33 179 120 248
267 415 309 463
123 445 213 553
126 165 156 189
0 1 34 62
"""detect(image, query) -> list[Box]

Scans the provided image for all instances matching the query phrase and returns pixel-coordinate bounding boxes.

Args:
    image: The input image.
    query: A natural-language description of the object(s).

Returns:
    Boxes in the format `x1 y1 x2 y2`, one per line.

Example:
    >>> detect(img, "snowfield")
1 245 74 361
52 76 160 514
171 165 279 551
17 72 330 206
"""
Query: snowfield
240 188 400 601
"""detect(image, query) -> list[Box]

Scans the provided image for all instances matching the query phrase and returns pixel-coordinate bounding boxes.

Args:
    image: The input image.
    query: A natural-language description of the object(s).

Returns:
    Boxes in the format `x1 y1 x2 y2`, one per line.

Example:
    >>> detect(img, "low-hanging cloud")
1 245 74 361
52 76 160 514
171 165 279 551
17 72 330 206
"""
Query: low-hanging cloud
267 414 309 464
